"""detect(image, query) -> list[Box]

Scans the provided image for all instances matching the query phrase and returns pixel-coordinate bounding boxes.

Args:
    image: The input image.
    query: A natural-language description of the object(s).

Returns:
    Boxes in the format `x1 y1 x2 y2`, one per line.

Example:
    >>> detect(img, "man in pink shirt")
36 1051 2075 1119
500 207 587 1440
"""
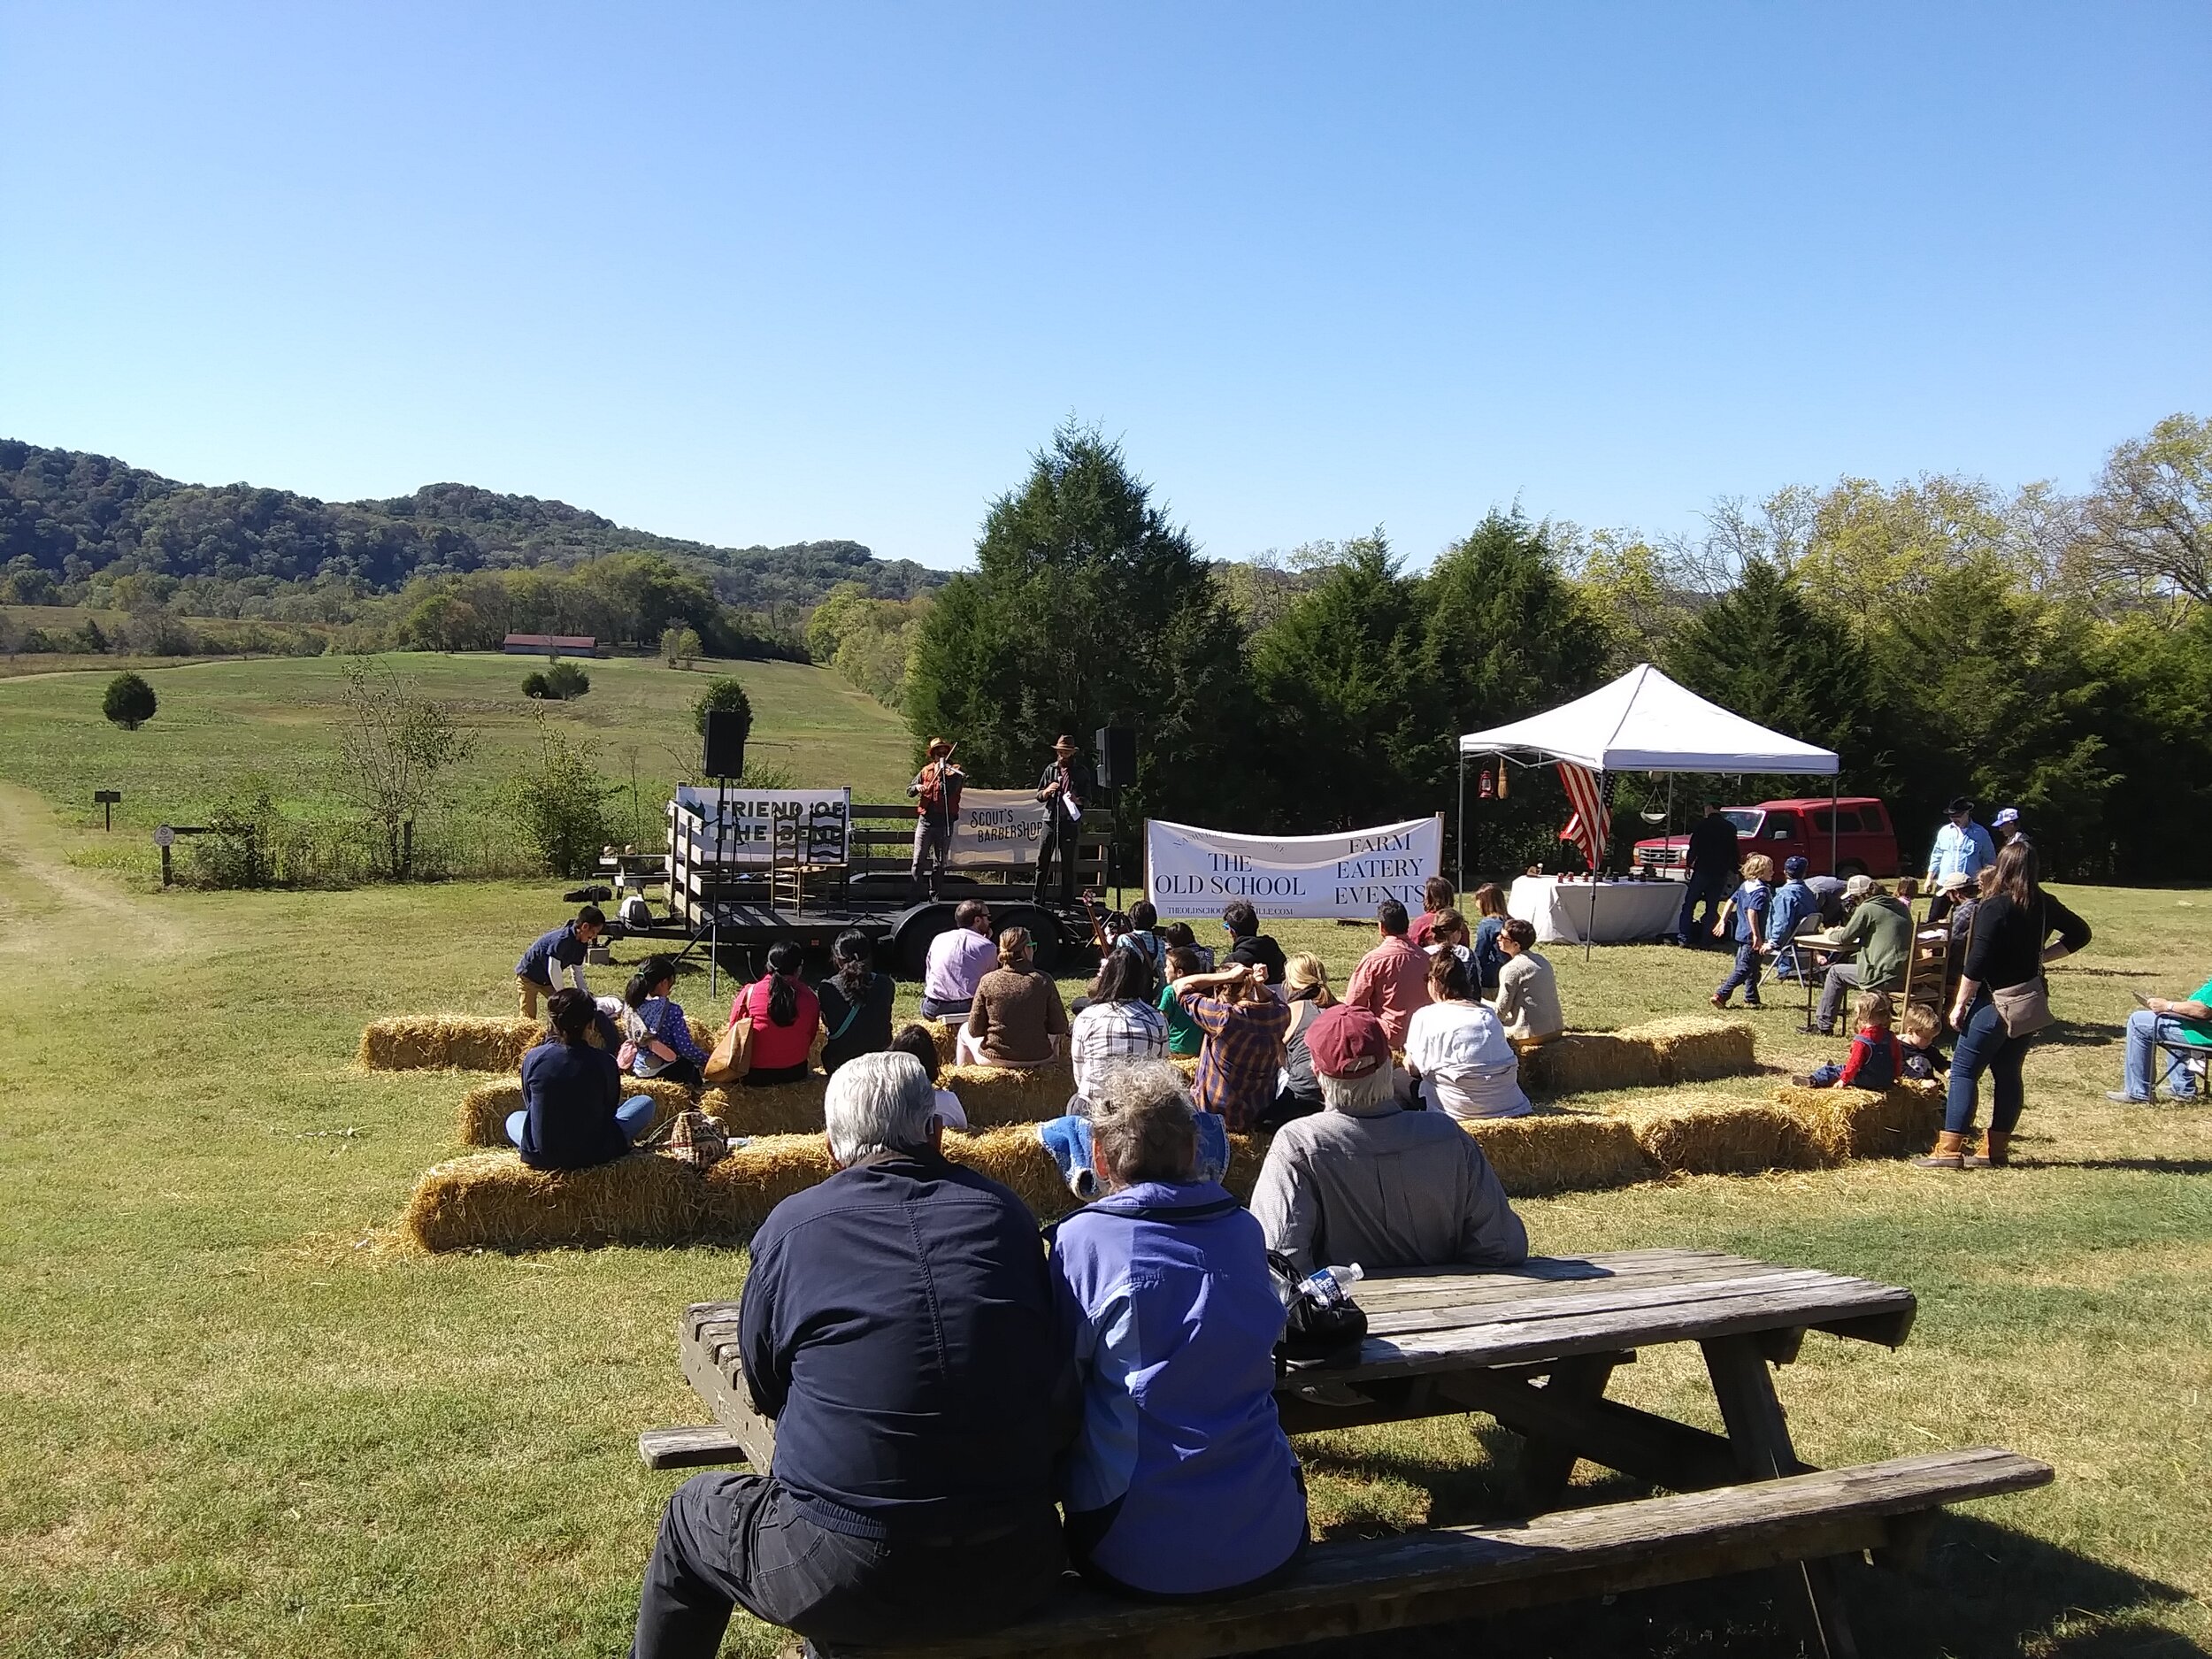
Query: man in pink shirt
1345 899 1433 1050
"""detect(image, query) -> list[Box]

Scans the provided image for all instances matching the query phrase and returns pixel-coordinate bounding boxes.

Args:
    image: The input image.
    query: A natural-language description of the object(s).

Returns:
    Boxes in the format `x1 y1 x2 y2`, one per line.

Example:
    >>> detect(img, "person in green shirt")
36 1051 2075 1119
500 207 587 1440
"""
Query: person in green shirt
2109 976 2211 1102
1811 875 1916 1036
1157 945 1207 1057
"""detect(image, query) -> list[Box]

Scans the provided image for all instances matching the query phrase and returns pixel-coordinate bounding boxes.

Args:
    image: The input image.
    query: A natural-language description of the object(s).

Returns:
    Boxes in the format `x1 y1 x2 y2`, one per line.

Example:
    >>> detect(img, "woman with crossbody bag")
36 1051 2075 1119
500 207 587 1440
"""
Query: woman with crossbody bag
1916 837 2091 1170
818 929 895 1075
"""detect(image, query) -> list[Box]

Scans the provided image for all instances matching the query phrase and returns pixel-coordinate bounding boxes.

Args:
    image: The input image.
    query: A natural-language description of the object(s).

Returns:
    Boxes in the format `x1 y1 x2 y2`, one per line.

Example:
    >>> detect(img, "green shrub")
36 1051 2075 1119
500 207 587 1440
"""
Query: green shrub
544 661 591 699
102 672 157 729
521 671 550 698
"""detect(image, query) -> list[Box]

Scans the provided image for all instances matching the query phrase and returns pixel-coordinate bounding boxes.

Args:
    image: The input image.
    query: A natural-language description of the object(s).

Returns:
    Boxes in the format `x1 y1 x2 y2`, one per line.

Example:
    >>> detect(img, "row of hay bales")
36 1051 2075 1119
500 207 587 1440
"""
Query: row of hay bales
455 1061 1106 1148
403 1125 1269 1254
359 1013 721 1073
400 1082 1946 1252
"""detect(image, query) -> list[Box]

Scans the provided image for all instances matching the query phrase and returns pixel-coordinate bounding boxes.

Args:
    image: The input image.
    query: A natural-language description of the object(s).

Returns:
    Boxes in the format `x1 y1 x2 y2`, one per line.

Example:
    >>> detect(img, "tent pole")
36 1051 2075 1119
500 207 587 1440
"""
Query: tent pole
1585 771 1602 964
1830 777 1839 876
1455 748 1466 890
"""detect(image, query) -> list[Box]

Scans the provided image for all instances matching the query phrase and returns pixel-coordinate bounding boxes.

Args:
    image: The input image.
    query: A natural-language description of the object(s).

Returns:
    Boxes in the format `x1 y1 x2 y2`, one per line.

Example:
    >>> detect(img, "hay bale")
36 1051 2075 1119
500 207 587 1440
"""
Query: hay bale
940 1064 1079 1126
1636 1015 1757 1083
1517 1017 1758 1099
359 1015 541 1072
458 1075 696 1148
1519 1033 1668 1097
1463 1112 1654 1197
700 1078 831 1137
401 1149 708 1252
918 1018 962 1069
702 1134 840 1233
1772 1081 1945 1161
1635 1102 1828 1176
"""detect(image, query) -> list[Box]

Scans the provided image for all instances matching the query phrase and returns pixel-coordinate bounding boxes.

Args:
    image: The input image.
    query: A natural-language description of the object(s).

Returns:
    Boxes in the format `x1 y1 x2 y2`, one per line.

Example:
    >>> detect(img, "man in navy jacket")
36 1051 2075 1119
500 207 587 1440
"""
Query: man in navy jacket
632 1053 1068 1657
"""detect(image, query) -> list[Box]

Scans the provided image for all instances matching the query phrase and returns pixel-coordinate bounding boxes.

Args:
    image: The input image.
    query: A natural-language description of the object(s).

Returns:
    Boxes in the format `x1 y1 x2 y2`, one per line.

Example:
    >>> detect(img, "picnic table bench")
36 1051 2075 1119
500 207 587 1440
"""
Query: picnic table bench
642 1248 2051 1658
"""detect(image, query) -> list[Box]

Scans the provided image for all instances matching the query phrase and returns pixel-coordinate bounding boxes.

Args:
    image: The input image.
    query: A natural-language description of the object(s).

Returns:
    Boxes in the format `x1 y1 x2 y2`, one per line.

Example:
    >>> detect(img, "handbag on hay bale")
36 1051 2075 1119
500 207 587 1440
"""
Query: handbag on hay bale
703 984 757 1086
648 1107 731 1169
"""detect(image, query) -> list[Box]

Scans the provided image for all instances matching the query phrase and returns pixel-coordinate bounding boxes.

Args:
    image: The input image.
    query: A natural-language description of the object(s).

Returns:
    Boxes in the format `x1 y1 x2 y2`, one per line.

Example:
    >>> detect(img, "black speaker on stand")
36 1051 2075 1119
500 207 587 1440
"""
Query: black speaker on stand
702 710 748 1001
1094 726 1136 904
703 710 748 780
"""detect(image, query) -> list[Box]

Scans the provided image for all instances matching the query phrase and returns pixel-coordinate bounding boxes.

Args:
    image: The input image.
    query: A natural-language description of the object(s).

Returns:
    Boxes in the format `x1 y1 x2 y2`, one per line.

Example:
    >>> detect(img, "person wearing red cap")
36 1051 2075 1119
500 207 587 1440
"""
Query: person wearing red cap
1248 1003 1527 1278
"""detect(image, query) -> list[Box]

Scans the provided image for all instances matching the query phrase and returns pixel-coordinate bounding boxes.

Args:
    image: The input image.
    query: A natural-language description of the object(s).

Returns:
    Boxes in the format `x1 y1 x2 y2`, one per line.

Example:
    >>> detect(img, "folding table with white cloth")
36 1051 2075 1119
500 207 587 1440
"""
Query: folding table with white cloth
1509 876 1684 945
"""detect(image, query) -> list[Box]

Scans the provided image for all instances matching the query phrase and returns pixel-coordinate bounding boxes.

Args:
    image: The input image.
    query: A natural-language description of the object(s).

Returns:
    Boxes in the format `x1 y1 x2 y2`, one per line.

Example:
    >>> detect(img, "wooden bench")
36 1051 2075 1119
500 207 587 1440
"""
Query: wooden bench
643 1251 2049 1656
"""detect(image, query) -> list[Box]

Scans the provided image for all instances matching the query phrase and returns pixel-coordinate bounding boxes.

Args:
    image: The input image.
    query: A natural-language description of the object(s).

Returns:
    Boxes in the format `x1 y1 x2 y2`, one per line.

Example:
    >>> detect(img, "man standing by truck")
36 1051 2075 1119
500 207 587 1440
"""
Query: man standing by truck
1674 803 1740 949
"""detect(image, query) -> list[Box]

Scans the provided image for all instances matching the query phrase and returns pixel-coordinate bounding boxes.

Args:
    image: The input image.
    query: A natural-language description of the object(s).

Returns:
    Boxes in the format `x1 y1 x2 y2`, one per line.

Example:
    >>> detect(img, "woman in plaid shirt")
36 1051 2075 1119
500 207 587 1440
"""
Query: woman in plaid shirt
1069 947 1170 1106
1172 962 1291 1132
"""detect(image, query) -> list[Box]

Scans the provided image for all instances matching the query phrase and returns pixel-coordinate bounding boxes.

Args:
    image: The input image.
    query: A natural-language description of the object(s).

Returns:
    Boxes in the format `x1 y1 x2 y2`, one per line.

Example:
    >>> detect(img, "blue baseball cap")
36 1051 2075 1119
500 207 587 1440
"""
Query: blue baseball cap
1783 856 1809 879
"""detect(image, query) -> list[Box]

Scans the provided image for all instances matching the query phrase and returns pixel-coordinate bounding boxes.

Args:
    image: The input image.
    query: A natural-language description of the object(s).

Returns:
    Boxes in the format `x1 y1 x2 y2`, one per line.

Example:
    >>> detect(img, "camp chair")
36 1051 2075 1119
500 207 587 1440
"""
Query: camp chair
2147 1018 2210 1103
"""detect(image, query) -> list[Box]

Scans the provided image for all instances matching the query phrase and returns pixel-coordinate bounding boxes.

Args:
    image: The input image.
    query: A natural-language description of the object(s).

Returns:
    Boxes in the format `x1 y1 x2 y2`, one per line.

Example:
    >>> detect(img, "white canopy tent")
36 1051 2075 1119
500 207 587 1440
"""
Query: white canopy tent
1456 664 1842 949
1456 663 1840 777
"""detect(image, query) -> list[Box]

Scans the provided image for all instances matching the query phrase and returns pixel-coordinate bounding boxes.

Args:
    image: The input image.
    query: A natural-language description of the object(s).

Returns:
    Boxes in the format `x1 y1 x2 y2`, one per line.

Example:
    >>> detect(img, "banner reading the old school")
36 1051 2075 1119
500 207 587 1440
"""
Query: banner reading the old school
1144 815 1444 920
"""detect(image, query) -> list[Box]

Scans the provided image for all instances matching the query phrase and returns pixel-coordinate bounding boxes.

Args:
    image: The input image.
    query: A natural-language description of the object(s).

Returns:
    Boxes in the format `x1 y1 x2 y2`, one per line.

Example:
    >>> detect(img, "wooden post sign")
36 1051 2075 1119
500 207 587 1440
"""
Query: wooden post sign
94 789 120 831
154 823 175 887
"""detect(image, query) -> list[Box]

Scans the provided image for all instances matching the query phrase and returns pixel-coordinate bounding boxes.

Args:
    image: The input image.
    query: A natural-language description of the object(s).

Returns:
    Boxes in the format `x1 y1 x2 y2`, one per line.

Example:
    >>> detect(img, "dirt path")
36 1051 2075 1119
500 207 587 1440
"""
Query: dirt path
0 782 190 956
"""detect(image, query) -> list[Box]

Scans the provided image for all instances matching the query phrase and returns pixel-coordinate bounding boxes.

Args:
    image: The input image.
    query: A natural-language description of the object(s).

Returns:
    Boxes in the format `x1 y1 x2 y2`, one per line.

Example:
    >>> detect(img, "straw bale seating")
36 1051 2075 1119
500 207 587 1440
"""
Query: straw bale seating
1517 1015 1755 1098
361 1012 717 1072
459 1075 699 1148
1459 1111 1652 1195
403 1123 1271 1252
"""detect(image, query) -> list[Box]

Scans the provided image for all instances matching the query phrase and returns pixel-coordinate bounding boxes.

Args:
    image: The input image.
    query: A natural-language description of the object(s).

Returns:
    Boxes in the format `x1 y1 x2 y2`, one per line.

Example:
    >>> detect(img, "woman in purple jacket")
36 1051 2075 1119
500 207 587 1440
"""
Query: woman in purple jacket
1048 1060 1307 1600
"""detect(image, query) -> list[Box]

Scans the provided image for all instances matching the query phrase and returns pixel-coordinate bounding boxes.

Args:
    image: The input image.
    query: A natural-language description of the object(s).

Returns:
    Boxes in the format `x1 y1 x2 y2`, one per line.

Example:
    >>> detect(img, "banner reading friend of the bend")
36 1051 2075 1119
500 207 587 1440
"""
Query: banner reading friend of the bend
1144 815 1444 920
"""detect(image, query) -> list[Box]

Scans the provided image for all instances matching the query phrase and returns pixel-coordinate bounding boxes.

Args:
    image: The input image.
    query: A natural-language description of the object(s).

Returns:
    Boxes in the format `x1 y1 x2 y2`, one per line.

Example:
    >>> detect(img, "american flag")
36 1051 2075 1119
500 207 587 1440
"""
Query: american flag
1556 762 1609 869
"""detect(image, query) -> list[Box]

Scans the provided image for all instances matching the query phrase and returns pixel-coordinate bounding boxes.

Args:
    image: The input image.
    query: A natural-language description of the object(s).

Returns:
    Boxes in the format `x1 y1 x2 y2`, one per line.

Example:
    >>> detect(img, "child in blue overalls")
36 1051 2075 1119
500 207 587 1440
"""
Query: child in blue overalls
1711 854 1774 1010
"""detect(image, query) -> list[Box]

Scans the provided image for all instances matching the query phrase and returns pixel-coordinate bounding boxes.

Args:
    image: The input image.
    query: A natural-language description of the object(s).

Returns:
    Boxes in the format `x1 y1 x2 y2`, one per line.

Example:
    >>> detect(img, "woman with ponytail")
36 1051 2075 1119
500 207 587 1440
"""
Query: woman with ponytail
620 956 710 1088
818 929 895 1074
730 940 822 1087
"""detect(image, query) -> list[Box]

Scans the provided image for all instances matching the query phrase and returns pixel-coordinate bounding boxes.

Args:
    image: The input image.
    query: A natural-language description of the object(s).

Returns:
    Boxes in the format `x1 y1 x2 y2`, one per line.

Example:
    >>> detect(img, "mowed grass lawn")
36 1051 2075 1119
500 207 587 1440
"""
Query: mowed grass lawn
0 651 916 869
3 774 2209 1657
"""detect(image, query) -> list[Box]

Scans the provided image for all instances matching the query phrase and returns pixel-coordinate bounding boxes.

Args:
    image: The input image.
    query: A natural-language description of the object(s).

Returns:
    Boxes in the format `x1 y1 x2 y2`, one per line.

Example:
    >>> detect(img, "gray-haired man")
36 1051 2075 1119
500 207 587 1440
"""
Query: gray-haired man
631 1053 1068 1658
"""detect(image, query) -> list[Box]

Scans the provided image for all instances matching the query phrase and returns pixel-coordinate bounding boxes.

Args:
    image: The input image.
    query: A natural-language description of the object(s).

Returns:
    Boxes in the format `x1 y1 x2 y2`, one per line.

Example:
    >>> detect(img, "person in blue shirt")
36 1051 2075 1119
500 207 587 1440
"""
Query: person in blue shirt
508 990 656 1169
1924 797 1998 890
515 904 605 1019
1049 1060 1308 1601
1710 854 1773 1010
1763 856 1820 982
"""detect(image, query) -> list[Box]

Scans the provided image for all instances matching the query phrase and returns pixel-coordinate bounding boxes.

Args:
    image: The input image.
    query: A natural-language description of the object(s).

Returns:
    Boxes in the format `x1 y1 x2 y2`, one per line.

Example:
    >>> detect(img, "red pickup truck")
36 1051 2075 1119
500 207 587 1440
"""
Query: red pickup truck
1631 796 1901 880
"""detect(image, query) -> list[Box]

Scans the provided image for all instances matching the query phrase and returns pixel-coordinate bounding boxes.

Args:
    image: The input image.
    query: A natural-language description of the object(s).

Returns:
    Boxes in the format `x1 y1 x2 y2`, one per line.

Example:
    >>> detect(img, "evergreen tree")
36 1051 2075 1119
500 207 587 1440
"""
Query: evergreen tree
905 425 1253 833
1663 557 1878 783
1417 511 1610 871
1248 535 1427 829
102 671 157 730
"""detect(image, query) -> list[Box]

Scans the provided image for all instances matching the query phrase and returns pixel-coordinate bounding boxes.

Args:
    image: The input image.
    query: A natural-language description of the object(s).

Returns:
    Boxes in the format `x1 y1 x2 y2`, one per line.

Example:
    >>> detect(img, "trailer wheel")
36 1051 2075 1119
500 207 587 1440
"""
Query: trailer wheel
1837 858 1868 880
987 904 1069 973
892 904 961 979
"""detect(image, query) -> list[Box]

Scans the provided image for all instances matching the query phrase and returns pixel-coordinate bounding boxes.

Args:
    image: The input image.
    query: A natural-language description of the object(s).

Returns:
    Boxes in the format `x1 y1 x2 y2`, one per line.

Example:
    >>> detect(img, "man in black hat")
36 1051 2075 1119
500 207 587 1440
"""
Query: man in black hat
1033 734 1094 906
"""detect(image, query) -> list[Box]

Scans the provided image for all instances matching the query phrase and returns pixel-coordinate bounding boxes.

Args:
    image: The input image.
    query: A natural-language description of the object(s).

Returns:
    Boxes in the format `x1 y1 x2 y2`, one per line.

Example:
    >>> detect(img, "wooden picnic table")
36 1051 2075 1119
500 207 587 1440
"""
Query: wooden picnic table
661 1248 2003 1658
676 1247 1913 1512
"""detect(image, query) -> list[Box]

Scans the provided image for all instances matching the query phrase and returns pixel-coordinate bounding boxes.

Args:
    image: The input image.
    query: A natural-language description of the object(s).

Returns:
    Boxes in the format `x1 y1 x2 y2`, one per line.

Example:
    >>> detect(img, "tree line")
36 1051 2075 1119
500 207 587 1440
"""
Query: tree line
894 418 2212 883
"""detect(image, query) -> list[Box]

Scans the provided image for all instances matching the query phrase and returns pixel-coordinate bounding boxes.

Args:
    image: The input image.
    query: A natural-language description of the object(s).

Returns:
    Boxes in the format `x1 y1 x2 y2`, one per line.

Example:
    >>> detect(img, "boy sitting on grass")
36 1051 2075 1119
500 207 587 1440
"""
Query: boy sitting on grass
1897 1001 1950 1080
1796 989 1904 1090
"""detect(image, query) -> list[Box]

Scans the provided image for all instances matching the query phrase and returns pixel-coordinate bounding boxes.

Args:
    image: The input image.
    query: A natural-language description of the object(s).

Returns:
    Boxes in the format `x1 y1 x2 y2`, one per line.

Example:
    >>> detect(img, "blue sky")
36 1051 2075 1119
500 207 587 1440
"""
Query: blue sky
4 3 2207 570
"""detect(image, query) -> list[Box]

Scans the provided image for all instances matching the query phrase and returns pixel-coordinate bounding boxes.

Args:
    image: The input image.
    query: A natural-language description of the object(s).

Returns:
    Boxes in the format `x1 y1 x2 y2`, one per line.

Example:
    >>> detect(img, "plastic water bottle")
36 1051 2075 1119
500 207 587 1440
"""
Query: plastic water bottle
1301 1263 1364 1308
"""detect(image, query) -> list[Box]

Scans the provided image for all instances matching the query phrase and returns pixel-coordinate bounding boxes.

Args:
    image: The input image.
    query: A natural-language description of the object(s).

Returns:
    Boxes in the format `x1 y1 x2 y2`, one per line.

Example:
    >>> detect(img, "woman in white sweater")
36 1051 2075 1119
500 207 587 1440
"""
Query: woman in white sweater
1402 950 1529 1120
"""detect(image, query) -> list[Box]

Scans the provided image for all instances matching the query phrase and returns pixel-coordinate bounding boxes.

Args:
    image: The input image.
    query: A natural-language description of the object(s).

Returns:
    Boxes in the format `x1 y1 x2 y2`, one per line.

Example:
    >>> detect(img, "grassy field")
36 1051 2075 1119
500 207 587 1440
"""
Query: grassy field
0 652 914 879
2 757 2209 1654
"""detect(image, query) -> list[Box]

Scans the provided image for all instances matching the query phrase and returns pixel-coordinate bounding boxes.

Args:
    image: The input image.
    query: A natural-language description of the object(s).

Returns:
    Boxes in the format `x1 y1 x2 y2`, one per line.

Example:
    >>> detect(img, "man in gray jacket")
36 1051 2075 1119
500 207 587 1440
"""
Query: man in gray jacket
1248 1004 1528 1278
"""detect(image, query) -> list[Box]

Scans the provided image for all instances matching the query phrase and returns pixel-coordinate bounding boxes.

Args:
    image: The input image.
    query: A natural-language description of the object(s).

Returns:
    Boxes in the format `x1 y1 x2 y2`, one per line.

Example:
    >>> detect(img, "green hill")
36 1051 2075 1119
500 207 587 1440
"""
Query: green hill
0 439 943 610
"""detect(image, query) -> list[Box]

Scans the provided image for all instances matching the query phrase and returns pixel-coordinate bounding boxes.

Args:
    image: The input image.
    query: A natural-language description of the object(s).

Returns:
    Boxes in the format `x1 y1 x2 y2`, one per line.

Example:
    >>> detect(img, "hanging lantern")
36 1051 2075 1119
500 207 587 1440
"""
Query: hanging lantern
1478 768 1494 800
1496 763 1509 800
